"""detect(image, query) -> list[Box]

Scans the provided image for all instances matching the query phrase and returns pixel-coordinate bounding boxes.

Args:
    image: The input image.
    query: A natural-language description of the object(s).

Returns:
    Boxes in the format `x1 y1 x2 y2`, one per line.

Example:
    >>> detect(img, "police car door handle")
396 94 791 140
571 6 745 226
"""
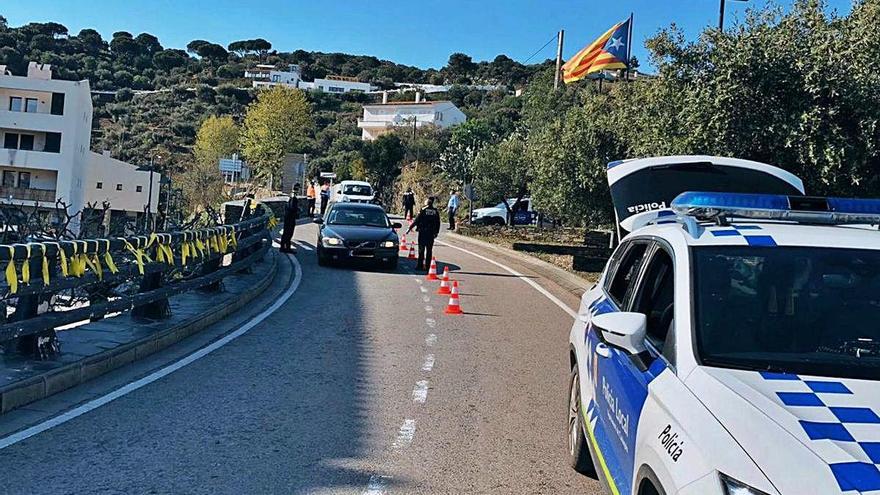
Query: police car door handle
595 343 611 358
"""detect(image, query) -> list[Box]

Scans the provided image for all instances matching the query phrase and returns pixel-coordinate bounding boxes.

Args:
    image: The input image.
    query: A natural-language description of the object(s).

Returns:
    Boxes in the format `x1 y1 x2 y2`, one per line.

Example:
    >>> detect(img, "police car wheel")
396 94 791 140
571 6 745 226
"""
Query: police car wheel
568 365 595 475
317 246 329 266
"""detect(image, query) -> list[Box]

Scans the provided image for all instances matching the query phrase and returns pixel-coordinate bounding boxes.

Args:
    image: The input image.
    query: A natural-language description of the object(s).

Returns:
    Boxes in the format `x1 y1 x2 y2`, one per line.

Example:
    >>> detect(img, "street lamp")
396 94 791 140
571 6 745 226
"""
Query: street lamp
719 0 749 31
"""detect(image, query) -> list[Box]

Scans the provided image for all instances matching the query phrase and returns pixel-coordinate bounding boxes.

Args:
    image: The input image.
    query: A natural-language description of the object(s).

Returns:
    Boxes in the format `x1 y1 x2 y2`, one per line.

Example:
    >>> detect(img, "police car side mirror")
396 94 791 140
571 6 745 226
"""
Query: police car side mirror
313 217 324 225
593 312 648 355
391 222 402 229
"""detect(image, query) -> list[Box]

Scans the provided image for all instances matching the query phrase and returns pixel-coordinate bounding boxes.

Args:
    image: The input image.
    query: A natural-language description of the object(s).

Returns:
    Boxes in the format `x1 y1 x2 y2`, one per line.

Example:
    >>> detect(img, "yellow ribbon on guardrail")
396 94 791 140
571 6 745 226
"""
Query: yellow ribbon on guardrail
229 226 238 250
40 244 49 285
83 252 101 281
69 241 79 277
20 244 30 285
103 240 118 274
124 239 147 275
5 246 17 294
195 237 205 257
56 242 68 278
267 215 278 230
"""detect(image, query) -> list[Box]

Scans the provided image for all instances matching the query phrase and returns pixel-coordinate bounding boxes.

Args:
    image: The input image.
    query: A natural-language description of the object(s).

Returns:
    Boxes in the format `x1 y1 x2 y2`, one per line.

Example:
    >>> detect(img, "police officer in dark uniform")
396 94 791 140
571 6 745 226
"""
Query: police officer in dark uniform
279 196 299 253
406 196 441 271
402 187 416 220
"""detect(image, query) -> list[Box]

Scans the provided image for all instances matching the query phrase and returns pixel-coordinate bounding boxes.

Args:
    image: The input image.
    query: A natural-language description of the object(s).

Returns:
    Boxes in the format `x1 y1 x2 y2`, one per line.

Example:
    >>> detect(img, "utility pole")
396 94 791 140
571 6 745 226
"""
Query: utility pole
553 29 565 90
718 0 726 31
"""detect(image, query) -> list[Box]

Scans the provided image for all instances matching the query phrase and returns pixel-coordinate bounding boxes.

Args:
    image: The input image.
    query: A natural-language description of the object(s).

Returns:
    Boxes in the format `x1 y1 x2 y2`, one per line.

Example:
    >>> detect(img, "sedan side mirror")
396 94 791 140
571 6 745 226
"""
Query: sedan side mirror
391 222 402 229
313 217 324 225
593 312 647 355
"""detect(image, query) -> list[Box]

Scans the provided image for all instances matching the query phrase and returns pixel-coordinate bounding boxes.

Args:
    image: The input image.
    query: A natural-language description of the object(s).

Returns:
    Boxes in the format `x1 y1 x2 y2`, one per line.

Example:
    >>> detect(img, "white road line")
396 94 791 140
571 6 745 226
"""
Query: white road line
415 279 422 285
422 295 430 303
426 334 437 346
0 254 303 451
422 354 435 372
419 286 428 294
425 318 436 328
438 240 578 318
363 475 390 495
392 419 416 448
294 241 314 251
412 380 429 403
424 305 433 313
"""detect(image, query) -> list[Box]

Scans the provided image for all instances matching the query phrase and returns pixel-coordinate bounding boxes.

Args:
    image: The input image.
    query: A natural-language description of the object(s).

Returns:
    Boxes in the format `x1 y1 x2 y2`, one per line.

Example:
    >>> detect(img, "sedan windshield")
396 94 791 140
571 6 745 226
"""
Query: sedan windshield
694 246 880 380
343 184 372 196
327 207 388 227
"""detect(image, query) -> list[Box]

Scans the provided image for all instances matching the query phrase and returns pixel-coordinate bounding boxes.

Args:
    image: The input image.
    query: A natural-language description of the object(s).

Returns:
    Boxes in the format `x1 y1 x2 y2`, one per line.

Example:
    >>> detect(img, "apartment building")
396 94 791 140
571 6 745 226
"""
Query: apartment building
357 93 467 140
0 62 159 233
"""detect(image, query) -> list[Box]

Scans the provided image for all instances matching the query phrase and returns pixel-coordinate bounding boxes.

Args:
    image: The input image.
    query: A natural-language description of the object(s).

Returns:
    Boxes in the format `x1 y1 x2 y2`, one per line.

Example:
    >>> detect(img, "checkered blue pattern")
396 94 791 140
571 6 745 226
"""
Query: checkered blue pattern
710 225 777 246
760 372 880 492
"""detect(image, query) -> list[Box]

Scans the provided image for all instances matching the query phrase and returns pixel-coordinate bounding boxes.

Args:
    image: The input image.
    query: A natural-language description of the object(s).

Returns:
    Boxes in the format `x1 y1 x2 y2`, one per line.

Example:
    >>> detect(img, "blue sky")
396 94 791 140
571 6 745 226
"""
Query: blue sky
2 0 854 70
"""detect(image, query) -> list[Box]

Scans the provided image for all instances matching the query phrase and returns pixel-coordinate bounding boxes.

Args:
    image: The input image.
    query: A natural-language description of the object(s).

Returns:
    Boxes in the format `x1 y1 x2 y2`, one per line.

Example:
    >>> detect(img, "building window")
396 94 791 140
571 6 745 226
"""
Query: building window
2 171 15 187
272 75 280 82
3 133 17 149
24 98 38 113
44 132 61 153
50 92 65 115
18 134 34 151
8 97 22 112
18 172 30 189
136 185 143 192
116 184 122 191
328 86 345 93
96 182 103 189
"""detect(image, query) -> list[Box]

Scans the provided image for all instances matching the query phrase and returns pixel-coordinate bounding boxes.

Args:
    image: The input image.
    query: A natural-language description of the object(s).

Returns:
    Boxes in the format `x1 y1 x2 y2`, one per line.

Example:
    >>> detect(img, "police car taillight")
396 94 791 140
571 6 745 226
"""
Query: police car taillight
671 191 880 225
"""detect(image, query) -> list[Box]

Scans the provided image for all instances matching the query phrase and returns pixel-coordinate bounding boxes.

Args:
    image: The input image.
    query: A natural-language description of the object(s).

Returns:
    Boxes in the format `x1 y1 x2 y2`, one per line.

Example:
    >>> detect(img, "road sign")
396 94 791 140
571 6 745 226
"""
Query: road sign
319 172 337 179
463 183 476 201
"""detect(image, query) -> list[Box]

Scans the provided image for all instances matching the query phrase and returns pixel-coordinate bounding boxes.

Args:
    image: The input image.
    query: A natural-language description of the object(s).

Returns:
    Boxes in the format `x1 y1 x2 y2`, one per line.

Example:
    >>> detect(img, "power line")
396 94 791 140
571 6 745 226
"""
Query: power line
523 34 559 64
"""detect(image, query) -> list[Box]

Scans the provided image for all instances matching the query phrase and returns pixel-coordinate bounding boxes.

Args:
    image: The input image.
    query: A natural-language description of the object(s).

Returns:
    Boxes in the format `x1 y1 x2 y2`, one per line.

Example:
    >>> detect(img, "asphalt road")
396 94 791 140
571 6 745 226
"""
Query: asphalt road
0 221 603 495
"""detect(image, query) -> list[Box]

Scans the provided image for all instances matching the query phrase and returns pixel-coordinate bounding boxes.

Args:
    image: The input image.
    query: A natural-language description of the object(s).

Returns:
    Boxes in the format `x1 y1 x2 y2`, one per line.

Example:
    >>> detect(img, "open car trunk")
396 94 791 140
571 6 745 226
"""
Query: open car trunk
607 156 805 238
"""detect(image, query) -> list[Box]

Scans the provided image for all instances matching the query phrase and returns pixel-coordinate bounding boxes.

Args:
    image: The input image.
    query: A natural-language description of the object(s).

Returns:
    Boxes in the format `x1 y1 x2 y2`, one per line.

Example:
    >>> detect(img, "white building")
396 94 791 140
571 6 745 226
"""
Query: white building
0 62 159 232
248 64 373 93
357 94 467 140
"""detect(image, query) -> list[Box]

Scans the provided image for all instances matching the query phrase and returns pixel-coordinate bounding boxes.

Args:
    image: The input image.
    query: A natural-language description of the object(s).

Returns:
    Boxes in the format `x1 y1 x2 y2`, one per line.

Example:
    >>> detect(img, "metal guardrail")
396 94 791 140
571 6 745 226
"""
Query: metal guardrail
0 201 278 359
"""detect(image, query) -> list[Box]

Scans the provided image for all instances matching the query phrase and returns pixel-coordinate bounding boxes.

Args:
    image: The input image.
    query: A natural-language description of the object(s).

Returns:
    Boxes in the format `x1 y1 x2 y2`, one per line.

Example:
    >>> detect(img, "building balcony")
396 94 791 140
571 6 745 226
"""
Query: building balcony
357 118 434 129
0 186 56 203
0 148 65 170
0 109 66 133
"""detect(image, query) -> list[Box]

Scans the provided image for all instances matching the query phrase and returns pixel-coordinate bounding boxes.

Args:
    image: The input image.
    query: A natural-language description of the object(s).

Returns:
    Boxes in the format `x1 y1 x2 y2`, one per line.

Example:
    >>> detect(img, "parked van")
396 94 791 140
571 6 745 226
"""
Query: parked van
330 180 375 204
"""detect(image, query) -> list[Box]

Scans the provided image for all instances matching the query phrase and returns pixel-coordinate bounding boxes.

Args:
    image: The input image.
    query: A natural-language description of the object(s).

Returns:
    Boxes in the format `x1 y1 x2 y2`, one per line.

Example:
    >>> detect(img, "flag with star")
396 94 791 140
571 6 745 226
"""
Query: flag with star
562 16 632 84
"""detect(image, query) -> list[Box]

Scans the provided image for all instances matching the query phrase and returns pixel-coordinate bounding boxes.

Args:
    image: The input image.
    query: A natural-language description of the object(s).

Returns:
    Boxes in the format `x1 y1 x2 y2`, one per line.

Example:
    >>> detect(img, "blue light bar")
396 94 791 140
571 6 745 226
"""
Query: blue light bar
671 191 880 225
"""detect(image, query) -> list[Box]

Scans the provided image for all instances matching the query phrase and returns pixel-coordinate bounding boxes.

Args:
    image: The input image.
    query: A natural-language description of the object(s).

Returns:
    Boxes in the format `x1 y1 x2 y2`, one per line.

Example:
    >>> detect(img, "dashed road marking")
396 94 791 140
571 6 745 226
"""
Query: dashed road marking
419 286 428 294
415 278 422 285
424 305 433 313
363 475 390 495
422 295 430 303
425 318 436 328
0 253 304 451
392 419 416 449
426 333 437 346
422 354 435 372
412 380 429 403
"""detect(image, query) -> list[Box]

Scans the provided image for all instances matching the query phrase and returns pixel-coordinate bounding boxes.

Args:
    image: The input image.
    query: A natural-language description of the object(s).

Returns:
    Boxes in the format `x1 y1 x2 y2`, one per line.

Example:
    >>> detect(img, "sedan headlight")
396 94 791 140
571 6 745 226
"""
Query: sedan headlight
381 240 396 248
324 237 343 246
719 473 770 495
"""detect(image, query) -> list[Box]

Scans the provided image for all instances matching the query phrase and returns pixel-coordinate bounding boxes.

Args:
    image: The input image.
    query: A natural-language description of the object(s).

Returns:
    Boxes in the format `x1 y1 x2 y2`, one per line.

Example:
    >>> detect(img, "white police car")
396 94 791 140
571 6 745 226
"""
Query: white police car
568 156 880 495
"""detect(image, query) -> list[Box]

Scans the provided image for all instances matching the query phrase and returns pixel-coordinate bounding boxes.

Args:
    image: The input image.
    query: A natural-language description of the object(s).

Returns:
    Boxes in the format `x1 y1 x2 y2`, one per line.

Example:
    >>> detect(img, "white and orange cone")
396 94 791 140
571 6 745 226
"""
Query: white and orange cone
400 233 409 251
444 281 463 314
437 267 451 294
426 257 439 280
408 241 416 260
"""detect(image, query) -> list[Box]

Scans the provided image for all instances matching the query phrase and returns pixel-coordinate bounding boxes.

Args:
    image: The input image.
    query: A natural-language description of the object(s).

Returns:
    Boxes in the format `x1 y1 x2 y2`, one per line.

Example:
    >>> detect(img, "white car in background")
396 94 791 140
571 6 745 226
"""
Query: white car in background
330 180 374 205
471 197 533 225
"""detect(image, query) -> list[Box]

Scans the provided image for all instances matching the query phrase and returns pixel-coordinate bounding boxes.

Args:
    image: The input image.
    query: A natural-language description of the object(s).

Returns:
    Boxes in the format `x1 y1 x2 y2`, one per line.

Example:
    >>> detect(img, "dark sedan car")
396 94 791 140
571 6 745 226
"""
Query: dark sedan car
314 203 402 269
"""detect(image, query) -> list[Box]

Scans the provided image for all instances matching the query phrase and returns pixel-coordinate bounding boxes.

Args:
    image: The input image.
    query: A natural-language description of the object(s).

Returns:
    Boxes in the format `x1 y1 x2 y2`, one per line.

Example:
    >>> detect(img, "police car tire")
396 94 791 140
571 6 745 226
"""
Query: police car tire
317 246 329 266
568 364 596 476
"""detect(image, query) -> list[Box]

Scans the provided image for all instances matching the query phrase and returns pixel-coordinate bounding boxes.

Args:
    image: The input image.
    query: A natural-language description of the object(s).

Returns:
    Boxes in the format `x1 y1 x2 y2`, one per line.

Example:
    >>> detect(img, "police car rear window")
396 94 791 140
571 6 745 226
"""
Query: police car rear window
694 246 880 380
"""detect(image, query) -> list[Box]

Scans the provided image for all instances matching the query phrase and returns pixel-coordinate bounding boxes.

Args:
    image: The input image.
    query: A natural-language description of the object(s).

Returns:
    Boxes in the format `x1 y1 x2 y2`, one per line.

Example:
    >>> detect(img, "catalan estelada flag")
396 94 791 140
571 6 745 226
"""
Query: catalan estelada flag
562 17 632 84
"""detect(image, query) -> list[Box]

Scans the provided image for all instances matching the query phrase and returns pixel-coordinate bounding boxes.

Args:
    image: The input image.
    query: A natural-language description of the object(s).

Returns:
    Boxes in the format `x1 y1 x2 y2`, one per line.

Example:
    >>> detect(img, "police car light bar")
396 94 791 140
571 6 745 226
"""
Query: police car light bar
671 191 880 225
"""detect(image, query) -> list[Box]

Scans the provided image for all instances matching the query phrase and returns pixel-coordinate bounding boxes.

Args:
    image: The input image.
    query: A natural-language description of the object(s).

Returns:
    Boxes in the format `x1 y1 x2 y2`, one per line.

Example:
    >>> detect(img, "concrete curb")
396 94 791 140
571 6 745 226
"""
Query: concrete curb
0 249 280 415
442 232 593 298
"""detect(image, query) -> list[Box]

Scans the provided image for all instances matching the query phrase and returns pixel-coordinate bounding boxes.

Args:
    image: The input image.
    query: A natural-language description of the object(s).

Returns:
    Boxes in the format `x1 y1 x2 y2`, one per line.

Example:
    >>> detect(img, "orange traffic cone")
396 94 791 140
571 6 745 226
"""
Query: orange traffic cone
426 257 439 280
437 267 451 294
445 281 463 314
408 242 416 260
400 234 409 251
